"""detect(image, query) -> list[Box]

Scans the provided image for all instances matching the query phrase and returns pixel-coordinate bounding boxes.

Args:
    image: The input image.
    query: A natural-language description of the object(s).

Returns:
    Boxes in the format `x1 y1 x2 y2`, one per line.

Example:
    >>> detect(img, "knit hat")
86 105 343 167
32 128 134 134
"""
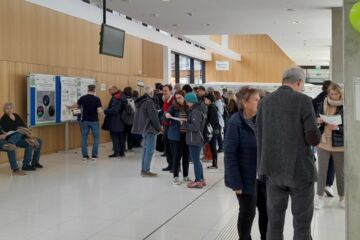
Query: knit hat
185 92 198 104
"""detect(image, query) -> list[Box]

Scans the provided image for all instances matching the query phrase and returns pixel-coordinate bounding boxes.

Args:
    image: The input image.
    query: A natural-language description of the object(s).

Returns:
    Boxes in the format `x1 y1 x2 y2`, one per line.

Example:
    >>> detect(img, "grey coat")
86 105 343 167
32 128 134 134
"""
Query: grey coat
256 85 321 183
184 102 207 147
131 94 161 135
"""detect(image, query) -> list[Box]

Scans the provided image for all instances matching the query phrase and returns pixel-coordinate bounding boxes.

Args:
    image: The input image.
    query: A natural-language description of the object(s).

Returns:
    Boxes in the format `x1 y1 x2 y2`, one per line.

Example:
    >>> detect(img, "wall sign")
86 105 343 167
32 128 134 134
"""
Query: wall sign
216 61 230 71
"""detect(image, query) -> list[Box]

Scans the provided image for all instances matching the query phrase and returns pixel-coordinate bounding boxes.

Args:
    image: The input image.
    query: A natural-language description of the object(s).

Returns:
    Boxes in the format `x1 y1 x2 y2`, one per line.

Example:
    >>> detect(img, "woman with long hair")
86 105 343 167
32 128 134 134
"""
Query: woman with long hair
165 90 191 184
315 83 345 209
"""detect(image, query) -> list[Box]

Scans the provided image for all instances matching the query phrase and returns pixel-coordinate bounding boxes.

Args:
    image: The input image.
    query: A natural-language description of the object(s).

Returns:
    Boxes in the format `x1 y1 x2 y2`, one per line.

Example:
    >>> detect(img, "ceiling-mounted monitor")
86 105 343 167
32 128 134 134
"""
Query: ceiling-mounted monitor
99 24 125 58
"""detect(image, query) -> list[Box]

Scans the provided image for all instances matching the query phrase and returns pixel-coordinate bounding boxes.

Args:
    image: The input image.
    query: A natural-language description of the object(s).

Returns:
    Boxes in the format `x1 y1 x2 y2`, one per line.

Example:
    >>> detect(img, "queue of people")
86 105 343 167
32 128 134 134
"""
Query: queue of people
0 67 345 239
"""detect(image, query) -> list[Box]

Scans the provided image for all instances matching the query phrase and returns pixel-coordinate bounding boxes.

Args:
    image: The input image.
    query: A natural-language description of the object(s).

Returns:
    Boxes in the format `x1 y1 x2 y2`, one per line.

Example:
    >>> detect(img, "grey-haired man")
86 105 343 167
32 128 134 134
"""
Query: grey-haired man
256 66 321 240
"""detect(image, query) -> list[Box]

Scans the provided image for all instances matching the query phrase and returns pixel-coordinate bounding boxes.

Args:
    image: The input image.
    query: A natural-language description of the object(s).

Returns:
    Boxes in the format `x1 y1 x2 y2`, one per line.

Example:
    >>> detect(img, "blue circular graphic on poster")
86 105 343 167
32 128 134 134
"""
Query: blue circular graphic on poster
43 95 50 106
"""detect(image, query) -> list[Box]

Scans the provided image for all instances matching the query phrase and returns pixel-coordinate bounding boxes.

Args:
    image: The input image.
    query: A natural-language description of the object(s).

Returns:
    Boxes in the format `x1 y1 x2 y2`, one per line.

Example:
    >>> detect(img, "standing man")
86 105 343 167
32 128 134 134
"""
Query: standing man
196 86 206 101
257 66 321 240
76 85 103 161
104 86 127 158
161 84 174 172
132 86 161 177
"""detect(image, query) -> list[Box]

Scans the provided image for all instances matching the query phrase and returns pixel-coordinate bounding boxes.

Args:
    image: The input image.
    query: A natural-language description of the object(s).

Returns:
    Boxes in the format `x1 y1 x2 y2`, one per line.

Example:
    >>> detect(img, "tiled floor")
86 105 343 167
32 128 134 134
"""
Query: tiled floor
0 143 345 240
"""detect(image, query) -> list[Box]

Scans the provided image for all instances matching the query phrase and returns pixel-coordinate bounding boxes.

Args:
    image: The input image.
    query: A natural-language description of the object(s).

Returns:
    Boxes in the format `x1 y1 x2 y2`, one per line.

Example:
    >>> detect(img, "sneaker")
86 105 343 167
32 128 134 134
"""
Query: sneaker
82 156 89 162
162 166 172 171
314 196 324 210
183 176 192 182
173 177 182 185
200 180 207 187
339 199 345 209
12 169 26 176
33 163 43 168
2 143 16 151
91 157 97 163
141 171 158 177
22 165 36 171
207 165 218 169
187 181 203 189
325 186 335 197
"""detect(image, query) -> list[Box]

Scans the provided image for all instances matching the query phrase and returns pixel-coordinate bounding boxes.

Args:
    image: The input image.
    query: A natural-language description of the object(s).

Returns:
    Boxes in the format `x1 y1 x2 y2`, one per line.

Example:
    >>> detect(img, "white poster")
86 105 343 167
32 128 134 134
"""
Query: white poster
216 61 230 71
30 74 56 125
77 78 96 98
60 77 78 122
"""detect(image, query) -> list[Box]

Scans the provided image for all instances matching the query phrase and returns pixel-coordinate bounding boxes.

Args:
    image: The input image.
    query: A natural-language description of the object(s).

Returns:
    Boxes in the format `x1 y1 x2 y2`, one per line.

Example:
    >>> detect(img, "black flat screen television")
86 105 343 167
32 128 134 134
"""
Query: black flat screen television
99 24 125 58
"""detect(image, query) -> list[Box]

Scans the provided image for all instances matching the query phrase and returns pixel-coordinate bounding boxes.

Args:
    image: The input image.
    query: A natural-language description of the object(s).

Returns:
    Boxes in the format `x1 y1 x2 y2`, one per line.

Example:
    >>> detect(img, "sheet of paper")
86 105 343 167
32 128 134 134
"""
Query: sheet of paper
170 116 187 122
5 131 17 136
320 114 342 125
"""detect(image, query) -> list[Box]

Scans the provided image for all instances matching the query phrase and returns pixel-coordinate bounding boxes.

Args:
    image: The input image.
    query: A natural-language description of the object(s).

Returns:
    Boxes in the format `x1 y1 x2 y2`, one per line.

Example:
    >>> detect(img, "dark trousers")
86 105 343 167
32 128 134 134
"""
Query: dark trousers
236 180 268 240
326 156 335 186
217 128 224 151
209 132 219 167
110 131 125 156
169 133 189 178
266 178 314 240
164 126 173 168
123 124 134 150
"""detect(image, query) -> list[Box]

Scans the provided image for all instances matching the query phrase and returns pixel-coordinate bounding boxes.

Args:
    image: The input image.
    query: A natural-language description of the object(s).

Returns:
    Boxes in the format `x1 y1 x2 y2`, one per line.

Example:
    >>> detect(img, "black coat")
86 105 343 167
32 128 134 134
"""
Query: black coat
103 92 127 133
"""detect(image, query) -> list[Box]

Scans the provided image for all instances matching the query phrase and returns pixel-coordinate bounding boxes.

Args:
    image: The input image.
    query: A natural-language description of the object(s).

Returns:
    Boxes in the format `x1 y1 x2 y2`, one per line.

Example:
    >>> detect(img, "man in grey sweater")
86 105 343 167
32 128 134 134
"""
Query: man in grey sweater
132 86 161 177
256 67 321 240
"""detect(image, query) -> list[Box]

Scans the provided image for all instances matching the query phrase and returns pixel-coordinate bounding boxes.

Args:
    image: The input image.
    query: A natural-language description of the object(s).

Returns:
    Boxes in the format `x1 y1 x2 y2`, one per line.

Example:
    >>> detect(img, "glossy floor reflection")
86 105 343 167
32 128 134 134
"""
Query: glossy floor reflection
0 143 345 240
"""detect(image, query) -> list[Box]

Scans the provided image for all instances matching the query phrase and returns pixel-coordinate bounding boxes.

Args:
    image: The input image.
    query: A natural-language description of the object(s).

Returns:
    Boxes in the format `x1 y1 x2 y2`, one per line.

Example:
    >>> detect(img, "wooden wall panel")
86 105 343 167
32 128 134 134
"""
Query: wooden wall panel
210 35 222 45
0 0 164 164
206 34 295 83
142 40 164 79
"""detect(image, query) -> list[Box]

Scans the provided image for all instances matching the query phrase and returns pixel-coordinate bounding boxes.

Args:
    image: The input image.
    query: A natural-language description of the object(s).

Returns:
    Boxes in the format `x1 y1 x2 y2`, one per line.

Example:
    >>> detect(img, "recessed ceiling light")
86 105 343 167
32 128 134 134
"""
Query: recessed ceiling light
292 20 301 24
297 32 302 34
287 8 296 12
186 12 193 17
172 24 179 27
151 13 160 17
161 0 170 2
202 23 210 27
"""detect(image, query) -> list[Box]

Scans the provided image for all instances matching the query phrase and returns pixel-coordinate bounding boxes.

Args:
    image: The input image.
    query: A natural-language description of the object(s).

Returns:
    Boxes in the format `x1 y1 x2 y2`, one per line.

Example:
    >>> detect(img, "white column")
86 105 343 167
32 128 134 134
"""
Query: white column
343 1 360 239
331 7 344 83
163 46 171 84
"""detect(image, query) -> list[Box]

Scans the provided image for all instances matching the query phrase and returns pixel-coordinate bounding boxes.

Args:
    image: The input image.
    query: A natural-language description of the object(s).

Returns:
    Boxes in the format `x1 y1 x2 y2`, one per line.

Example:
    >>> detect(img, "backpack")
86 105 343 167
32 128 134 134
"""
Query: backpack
121 99 135 125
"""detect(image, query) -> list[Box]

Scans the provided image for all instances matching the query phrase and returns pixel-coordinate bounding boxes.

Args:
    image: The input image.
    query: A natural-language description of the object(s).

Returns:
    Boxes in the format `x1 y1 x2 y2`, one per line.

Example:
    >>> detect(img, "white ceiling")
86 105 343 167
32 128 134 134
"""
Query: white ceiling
107 0 343 66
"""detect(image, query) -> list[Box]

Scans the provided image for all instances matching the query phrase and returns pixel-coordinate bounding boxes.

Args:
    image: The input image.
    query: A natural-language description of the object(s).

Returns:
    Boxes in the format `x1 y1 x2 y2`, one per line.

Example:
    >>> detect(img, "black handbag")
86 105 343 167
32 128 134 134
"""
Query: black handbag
332 130 344 147
101 116 110 131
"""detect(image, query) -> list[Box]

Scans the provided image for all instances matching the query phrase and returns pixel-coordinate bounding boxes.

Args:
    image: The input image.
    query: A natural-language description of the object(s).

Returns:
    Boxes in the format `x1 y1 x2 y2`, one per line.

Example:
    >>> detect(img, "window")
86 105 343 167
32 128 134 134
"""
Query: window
172 52 205 84
179 55 191 84
194 59 205 84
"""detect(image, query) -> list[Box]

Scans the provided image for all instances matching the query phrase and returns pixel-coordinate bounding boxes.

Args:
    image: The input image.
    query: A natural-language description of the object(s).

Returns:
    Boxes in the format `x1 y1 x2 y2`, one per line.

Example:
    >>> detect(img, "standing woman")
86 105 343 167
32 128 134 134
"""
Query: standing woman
315 83 345 209
204 93 221 169
224 87 267 240
165 90 191 184
184 92 207 188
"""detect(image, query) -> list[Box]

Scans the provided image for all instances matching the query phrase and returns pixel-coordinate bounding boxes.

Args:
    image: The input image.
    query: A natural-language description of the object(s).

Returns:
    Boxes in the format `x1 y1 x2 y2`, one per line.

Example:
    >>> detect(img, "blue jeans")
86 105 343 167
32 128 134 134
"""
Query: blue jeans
80 121 100 157
189 145 204 182
0 140 19 170
141 133 157 172
16 138 42 167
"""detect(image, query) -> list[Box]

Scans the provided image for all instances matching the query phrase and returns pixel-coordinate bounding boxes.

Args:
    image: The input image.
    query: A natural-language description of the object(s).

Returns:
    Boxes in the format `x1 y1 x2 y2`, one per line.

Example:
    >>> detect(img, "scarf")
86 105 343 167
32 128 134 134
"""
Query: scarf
323 97 343 115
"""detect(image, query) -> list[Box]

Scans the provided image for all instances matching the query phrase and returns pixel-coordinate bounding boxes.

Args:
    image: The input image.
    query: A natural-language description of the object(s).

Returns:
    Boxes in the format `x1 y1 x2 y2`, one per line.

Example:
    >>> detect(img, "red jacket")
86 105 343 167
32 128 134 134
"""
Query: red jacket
162 95 174 126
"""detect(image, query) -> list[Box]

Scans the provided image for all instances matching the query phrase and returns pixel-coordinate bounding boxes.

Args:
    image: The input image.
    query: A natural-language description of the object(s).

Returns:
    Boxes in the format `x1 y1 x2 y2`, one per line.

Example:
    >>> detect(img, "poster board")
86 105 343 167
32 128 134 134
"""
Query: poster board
28 74 57 127
59 77 78 122
28 74 96 127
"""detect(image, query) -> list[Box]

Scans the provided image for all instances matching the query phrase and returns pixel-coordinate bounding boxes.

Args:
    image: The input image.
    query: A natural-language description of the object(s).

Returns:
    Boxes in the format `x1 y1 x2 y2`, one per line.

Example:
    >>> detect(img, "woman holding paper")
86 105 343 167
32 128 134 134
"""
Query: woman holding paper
165 90 191 185
315 83 345 209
